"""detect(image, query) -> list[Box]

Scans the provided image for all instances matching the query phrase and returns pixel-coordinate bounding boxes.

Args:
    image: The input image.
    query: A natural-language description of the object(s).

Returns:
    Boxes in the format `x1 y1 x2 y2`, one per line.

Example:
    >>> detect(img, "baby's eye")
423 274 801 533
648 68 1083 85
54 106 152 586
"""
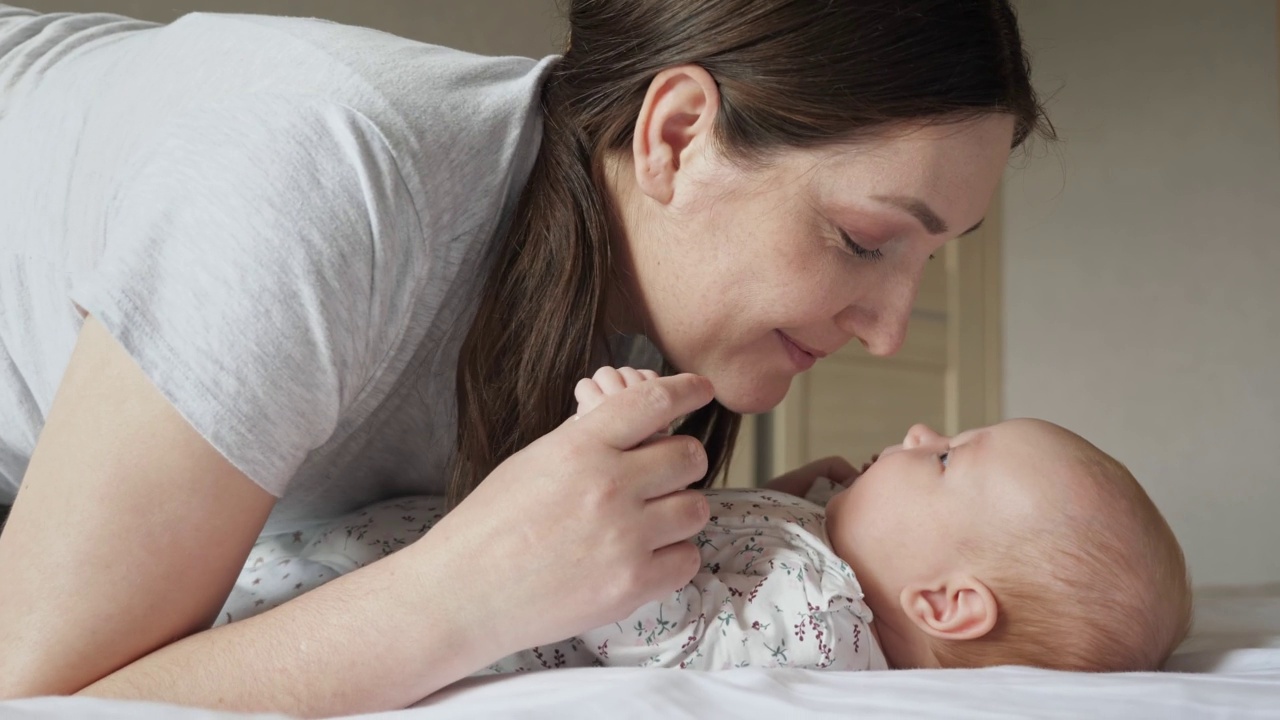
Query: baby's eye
939 452 950 469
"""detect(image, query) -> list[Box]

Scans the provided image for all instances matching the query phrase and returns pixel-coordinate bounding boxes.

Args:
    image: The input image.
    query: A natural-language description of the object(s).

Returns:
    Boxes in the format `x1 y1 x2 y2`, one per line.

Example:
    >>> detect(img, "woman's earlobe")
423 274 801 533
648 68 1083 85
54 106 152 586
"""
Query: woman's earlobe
900 575 998 642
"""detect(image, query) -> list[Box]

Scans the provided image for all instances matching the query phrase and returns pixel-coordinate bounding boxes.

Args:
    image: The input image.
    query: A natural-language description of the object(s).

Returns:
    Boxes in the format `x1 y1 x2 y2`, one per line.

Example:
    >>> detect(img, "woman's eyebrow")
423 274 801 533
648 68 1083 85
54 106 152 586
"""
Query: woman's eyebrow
871 194 984 237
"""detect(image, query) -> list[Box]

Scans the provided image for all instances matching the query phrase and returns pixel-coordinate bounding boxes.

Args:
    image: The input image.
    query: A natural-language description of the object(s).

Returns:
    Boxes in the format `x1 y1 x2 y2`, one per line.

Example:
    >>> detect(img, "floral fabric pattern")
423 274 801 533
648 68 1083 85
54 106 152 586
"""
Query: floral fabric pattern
219 486 886 673
486 487 885 673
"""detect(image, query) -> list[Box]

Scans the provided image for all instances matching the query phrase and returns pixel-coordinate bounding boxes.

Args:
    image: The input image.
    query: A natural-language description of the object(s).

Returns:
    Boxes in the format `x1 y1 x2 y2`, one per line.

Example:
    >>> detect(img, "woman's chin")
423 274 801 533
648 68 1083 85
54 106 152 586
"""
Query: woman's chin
714 374 793 414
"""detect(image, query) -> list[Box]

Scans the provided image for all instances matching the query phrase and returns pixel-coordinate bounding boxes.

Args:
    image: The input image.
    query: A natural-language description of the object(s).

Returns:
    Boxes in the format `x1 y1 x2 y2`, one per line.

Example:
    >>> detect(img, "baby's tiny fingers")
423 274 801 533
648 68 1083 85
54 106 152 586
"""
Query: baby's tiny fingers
592 366 627 394
618 366 647 388
575 378 606 415
639 369 660 381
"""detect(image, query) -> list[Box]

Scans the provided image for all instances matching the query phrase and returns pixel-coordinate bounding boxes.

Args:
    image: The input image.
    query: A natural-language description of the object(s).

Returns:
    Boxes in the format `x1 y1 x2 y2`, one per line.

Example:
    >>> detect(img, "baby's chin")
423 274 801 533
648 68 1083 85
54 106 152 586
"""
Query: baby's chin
821 486 853 540
824 483 852 511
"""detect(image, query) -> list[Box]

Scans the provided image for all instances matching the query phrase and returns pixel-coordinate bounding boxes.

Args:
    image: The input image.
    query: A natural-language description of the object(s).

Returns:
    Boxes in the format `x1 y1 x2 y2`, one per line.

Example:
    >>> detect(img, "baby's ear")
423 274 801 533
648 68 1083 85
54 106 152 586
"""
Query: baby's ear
899 575 998 642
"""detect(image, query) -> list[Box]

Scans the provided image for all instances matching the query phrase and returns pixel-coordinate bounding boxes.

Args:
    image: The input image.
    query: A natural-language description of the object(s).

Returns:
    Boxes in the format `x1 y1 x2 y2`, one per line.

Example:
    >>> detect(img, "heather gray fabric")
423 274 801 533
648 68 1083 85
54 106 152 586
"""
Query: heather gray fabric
0 5 553 533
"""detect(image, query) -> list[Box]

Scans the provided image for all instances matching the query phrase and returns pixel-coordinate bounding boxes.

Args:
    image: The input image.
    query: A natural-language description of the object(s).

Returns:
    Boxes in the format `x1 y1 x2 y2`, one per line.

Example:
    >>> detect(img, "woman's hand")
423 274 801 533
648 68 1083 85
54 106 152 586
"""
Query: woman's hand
415 372 715 657
763 455 864 498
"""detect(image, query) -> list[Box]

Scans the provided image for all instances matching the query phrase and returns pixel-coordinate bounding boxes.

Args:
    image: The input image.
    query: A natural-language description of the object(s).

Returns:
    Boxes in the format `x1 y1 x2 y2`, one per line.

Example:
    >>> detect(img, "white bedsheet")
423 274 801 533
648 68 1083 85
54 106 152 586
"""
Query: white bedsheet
4 584 1280 719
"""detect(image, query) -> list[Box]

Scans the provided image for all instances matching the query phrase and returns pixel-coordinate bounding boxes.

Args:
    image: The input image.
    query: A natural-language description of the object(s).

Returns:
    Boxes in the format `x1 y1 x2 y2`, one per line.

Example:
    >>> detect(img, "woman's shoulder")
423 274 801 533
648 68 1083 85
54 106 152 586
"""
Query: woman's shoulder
147 12 556 163
50 10 555 220
166 13 557 256
82 11 559 289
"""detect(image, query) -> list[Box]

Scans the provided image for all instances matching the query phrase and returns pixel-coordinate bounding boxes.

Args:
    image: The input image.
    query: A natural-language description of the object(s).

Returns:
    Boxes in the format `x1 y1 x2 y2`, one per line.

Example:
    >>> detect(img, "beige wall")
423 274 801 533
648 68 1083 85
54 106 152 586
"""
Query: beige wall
1005 0 1280 586
15 1 566 57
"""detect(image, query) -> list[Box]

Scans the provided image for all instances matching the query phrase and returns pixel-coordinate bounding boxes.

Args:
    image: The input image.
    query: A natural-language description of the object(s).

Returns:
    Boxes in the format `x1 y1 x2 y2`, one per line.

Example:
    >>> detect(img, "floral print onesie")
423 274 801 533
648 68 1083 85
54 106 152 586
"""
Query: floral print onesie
218 481 887 673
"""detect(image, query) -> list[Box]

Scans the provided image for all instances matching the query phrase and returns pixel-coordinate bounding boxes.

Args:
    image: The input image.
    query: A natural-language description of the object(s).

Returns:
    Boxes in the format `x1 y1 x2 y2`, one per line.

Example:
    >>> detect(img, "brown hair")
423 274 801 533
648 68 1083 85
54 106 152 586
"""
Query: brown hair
450 0 1055 504
931 433 1193 671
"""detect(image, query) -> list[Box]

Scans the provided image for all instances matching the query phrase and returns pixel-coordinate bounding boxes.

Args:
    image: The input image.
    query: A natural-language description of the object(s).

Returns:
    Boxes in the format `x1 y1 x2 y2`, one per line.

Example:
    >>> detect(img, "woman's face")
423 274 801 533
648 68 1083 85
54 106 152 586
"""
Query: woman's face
609 73 1015 413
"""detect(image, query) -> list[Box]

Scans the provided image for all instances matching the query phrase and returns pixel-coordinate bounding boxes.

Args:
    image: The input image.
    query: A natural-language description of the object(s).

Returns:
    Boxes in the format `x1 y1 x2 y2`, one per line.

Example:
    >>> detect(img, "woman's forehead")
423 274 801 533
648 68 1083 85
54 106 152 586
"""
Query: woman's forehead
806 118 1014 223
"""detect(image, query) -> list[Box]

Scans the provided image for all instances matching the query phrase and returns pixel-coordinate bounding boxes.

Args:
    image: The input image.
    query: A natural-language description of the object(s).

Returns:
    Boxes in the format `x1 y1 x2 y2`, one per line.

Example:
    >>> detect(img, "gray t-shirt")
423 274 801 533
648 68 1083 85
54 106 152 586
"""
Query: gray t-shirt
0 6 553 533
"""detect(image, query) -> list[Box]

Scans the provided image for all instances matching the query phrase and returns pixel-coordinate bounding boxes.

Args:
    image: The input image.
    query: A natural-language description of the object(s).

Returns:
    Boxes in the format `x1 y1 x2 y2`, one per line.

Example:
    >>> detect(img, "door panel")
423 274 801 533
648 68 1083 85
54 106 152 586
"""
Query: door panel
806 360 946 466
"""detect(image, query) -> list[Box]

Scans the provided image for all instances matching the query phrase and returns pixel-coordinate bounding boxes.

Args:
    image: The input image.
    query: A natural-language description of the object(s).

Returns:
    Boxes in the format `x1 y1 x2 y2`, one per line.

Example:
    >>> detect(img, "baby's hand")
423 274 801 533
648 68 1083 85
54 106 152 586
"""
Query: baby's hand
574 366 662 418
764 456 860 498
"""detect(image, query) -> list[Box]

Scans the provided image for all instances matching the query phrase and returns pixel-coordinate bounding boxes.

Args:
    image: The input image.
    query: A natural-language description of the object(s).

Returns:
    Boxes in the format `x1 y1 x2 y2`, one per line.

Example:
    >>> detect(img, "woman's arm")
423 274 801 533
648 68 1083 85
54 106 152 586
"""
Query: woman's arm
0 317 713 716
0 317 278 698
79 526 509 715
0 317 506 713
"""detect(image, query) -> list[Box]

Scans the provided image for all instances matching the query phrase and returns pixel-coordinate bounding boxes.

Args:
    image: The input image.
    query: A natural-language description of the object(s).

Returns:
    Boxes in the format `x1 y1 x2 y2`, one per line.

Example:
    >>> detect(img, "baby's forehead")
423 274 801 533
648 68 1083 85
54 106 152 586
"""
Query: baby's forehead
959 419 1067 469
986 419 1098 465
977 420 1105 509
990 417 1074 442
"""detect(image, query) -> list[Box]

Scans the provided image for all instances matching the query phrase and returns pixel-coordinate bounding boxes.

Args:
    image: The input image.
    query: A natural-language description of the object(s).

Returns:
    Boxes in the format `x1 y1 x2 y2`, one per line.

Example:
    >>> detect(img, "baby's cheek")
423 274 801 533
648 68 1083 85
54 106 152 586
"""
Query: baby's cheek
827 485 884 545
824 491 858 547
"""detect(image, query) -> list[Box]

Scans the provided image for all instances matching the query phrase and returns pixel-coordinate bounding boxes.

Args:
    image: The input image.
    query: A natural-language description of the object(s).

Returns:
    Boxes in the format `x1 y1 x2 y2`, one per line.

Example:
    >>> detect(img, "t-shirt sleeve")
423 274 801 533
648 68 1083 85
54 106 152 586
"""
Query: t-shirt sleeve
70 95 425 496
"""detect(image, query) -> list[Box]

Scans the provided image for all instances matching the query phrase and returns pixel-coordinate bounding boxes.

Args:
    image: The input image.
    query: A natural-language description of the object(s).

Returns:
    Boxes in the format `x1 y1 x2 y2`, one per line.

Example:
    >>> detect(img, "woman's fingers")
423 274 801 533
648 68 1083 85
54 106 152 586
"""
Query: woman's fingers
447 371 712 650
575 373 713 451
615 433 708 500
641 541 702 599
641 489 710 551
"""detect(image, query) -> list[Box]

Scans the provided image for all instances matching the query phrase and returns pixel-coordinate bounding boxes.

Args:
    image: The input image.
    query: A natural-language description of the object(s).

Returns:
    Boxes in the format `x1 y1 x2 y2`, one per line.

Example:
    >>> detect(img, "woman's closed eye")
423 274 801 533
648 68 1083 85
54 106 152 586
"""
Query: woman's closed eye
838 229 884 262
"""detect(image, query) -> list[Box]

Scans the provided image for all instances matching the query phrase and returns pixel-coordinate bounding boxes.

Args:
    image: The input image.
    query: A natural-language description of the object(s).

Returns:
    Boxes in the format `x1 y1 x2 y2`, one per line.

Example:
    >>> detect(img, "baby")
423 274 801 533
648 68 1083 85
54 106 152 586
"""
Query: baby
220 367 1193 674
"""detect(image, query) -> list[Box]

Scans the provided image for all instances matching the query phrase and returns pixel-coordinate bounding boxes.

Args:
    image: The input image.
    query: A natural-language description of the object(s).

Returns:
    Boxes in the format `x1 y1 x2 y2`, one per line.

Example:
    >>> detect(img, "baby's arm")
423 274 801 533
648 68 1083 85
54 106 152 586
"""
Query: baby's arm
763 456 863 498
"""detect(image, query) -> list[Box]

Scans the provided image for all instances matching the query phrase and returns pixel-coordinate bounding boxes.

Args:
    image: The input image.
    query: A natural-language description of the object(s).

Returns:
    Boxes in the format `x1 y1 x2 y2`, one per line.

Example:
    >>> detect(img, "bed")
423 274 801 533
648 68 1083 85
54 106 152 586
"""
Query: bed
5 584 1280 719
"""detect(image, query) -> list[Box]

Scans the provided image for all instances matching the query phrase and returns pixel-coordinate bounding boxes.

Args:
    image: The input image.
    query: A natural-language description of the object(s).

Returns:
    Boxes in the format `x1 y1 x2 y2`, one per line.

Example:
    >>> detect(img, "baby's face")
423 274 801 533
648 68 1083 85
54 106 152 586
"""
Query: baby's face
824 419 1085 605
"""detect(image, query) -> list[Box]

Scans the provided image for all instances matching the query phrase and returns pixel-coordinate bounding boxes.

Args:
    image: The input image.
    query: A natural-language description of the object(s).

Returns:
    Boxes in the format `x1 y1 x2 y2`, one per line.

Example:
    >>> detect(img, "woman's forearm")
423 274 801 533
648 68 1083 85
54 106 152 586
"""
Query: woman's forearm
80 540 496 718
76 372 721 716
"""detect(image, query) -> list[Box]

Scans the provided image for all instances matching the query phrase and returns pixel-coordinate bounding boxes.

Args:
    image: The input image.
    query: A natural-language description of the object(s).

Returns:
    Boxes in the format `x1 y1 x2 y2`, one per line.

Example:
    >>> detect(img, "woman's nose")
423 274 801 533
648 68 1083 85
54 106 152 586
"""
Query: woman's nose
834 272 920 357
903 423 946 449
835 307 909 357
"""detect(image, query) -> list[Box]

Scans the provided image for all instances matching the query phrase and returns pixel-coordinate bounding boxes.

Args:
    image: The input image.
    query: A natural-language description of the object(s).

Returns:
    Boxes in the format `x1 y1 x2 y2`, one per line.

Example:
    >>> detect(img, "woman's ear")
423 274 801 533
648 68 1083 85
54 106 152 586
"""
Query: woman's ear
630 64 721 205
899 575 998 642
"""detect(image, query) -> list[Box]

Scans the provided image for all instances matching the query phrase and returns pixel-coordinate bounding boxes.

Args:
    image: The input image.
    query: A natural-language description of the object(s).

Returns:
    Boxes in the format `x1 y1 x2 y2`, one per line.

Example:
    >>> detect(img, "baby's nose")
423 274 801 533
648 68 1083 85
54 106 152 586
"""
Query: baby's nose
903 423 945 449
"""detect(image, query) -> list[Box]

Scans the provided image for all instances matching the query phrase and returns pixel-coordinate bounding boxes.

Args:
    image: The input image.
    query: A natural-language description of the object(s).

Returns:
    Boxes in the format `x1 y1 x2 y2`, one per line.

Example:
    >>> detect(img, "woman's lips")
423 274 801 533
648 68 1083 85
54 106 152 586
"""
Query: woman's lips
777 331 819 371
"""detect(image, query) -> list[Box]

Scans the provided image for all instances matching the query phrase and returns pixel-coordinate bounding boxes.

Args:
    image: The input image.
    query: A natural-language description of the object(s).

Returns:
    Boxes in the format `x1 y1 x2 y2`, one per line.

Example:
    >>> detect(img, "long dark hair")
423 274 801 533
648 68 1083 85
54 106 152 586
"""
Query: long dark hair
450 0 1053 505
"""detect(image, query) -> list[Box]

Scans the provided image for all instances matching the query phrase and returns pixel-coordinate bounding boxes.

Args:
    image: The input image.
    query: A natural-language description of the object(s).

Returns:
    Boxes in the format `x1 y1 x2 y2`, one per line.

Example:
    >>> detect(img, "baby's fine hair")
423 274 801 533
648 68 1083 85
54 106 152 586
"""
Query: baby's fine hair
931 425 1193 671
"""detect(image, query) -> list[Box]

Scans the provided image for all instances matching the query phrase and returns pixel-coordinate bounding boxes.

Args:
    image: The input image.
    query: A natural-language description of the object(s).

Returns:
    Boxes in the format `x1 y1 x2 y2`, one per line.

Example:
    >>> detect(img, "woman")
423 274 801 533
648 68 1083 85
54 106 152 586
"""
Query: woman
0 0 1051 714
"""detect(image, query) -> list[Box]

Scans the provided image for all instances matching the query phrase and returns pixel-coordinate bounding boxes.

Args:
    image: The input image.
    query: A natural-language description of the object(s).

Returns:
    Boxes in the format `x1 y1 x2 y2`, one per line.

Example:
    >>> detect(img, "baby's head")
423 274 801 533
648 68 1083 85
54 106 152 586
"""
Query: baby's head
824 418 1191 672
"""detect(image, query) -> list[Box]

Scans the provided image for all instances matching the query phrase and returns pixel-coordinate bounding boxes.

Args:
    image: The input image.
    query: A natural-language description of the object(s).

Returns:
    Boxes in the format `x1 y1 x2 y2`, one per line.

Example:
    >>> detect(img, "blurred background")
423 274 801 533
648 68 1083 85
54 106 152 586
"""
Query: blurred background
13 0 1280 588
